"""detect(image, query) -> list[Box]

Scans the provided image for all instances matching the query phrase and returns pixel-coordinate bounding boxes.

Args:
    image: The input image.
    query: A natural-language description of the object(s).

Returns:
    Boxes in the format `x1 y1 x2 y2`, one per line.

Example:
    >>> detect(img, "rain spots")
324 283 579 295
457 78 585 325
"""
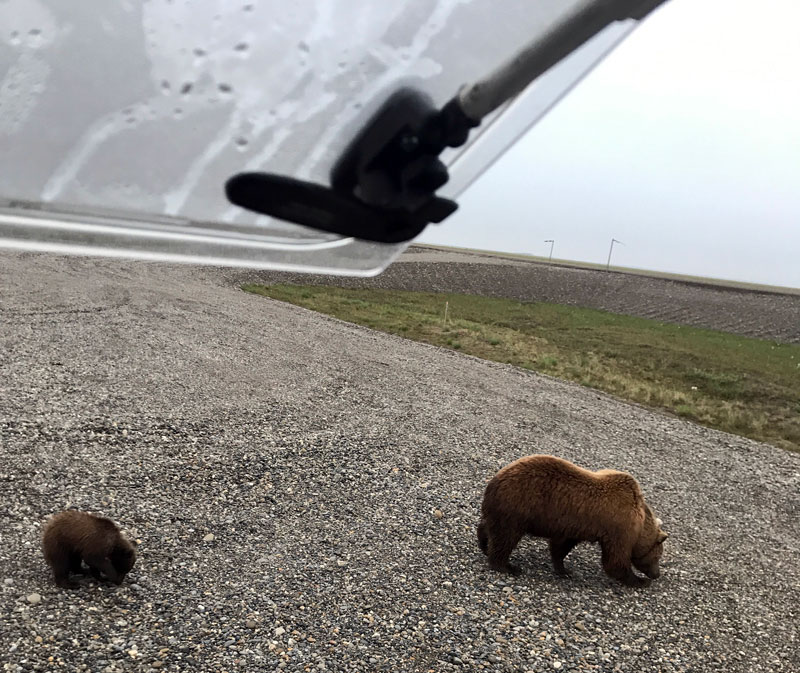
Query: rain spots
234 42 249 52
235 137 249 150
217 83 233 94
193 47 207 57
173 107 184 119
243 4 254 11
120 105 153 125
338 61 348 70
180 82 193 95
160 80 171 92
29 28 41 36
297 42 310 67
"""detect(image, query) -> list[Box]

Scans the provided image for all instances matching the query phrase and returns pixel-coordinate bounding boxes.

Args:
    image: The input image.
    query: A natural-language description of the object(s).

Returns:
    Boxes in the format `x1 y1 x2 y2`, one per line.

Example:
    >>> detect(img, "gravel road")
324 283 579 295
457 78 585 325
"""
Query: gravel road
1 252 798 673
255 246 800 344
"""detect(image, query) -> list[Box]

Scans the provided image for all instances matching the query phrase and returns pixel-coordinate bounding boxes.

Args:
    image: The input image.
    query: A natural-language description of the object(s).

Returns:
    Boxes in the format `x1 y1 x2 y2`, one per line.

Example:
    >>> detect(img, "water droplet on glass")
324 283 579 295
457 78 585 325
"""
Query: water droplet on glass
235 137 248 148
298 41 310 53
180 82 193 95
234 42 249 52
161 80 171 92
193 47 206 57
218 83 233 94
29 28 41 36
243 4 254 11
173 108 184 118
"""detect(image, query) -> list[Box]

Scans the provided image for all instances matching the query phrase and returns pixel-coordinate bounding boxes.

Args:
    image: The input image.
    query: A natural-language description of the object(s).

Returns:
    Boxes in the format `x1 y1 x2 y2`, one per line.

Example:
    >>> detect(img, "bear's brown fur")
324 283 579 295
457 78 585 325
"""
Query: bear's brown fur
477 455 668 587
42 511 136 588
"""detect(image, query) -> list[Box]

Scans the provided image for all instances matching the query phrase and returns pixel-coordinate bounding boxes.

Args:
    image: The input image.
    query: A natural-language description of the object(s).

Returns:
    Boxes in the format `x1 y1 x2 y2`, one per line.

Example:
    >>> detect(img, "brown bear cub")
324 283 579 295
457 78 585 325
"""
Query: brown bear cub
477 455 668 587
42 511 136 588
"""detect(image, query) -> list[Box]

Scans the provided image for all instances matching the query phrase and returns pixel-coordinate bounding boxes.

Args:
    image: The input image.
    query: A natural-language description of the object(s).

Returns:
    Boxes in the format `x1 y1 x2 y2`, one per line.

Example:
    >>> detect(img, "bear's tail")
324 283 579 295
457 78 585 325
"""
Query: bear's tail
477 519 488 554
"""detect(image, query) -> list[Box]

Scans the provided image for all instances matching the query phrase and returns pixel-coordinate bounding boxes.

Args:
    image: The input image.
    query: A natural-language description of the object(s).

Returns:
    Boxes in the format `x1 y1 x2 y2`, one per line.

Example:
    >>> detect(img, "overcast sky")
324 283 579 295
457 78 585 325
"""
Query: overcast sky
419 0 800 289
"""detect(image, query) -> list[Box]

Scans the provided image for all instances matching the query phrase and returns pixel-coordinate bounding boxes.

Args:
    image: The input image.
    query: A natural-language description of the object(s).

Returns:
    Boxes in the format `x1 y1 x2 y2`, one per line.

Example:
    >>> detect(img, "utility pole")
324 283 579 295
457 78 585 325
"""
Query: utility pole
606 238 623 271
544 239 554 262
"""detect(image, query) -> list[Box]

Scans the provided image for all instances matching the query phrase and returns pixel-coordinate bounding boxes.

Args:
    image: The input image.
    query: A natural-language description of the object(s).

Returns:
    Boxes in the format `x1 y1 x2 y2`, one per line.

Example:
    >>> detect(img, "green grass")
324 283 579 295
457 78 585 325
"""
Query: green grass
243 283 800 452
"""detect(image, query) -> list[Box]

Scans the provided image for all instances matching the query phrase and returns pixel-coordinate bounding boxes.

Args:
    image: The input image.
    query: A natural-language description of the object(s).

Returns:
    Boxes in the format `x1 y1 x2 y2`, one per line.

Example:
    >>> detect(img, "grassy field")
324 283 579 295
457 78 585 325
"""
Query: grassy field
244 284 800 452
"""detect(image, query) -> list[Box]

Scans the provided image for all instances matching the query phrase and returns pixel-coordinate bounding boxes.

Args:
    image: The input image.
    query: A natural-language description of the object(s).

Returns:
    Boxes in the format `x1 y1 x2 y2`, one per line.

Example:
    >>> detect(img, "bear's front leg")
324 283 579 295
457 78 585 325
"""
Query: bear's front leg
85 555 123 584
601 542 651 588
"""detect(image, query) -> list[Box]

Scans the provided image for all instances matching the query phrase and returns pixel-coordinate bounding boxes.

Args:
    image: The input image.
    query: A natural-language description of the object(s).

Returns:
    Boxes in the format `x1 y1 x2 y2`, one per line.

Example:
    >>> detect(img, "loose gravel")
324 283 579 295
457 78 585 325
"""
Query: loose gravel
0 252 798 673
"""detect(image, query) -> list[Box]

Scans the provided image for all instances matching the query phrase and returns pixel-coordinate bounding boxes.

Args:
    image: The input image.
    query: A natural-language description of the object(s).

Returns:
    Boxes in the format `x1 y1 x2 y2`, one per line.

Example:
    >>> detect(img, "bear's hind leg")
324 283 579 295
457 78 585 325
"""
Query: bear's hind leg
487 525 523 575
477 520 489 554
600 542 650 588
549 537 579 576
46 550 77 589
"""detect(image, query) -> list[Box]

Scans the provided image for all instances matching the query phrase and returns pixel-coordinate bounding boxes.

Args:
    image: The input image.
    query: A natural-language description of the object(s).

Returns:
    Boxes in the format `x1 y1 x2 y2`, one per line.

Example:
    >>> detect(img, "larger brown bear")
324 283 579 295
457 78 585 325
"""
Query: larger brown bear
477 455 668 587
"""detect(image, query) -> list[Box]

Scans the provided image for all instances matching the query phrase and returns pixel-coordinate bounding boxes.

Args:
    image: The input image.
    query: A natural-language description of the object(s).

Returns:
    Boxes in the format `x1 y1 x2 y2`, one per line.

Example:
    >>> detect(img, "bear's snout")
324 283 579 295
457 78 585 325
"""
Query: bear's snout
646 567 660 579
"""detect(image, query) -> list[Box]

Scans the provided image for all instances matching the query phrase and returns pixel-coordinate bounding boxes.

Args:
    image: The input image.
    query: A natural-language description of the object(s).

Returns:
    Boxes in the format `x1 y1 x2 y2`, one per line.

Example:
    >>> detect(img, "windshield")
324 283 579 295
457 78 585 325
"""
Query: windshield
0 0 654 274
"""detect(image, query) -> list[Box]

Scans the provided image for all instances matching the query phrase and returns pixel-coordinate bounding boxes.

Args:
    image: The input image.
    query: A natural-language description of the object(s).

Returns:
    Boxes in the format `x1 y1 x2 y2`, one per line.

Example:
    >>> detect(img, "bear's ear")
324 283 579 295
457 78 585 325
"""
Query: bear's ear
657 531 669 543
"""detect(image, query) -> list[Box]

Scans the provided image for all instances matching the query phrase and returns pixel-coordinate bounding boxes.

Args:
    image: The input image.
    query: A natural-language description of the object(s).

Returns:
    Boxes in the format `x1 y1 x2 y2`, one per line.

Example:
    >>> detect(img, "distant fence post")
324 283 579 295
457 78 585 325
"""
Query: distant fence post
444 301 449 325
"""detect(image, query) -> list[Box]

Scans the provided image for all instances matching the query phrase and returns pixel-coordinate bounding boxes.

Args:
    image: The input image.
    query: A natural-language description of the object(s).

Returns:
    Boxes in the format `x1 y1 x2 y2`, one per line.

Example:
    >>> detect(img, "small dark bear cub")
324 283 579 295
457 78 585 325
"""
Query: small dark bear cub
42 511 136 588
477 455 668 587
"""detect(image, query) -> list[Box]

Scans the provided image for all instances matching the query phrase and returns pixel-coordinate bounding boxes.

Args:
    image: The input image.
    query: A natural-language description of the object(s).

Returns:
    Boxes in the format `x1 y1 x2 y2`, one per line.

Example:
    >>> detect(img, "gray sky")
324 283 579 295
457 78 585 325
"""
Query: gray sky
419 0 800 288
